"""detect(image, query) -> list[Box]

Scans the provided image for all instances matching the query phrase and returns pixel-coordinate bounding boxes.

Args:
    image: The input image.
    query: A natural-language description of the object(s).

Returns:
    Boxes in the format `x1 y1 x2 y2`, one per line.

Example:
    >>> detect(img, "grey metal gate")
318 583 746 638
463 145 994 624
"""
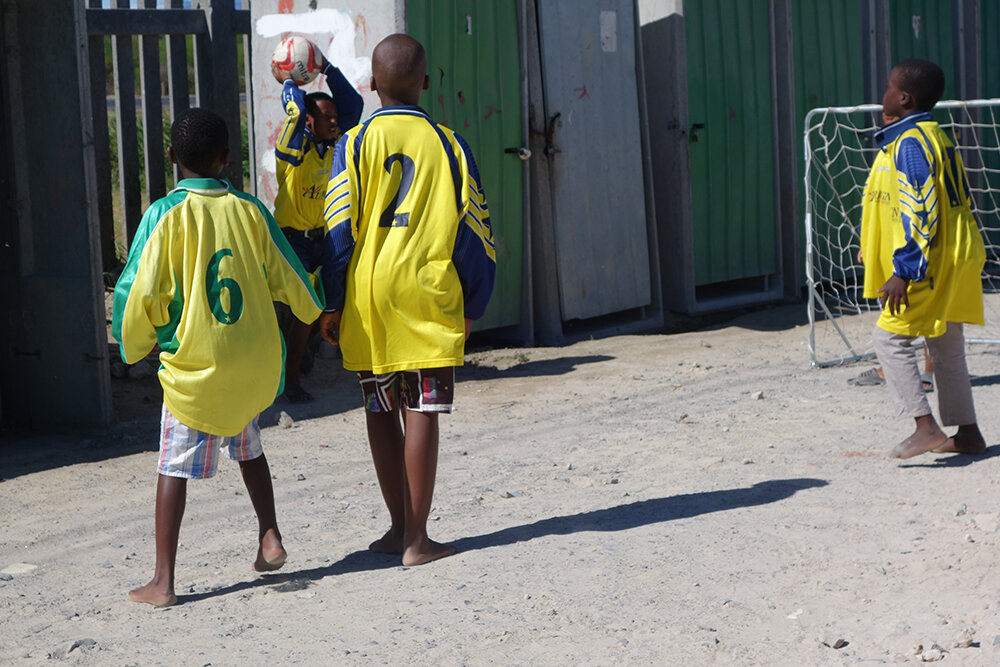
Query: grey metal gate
537 0 651 321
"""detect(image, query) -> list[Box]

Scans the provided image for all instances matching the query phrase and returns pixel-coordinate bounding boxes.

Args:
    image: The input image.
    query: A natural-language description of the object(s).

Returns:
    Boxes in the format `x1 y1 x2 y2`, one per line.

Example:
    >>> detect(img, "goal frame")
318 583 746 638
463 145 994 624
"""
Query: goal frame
804 99 1000 368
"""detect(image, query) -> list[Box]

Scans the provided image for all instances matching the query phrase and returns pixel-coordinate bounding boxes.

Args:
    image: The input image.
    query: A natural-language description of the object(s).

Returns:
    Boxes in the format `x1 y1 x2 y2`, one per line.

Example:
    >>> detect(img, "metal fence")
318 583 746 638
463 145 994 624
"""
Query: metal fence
85 0 252 269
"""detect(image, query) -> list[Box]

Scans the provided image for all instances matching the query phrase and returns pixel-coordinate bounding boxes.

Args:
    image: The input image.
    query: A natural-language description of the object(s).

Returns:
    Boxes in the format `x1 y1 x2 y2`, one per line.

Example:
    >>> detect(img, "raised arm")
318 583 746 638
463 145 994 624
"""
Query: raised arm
275 80 308 166
322 61 363 132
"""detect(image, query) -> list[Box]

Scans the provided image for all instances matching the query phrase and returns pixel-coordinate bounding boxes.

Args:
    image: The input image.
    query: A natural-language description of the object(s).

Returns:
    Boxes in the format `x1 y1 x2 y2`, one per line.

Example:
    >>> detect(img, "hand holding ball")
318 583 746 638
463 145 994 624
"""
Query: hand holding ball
271 36 325 85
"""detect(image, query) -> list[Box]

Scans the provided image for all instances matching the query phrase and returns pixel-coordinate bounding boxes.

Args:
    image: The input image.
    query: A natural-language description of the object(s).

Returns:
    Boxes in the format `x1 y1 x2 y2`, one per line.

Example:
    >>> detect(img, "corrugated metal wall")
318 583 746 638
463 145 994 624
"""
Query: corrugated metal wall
684 0 775 288
407 0 524 331
982 2 1000 96
793 0 864 115
889 0 956 100
792 0 865 277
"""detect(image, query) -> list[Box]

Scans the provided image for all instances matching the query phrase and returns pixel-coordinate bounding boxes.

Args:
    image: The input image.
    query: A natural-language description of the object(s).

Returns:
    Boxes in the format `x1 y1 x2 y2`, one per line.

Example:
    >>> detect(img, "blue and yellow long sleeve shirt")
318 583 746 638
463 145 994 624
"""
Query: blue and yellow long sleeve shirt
321 105 496 373
273 63 363 231
860 111 986 336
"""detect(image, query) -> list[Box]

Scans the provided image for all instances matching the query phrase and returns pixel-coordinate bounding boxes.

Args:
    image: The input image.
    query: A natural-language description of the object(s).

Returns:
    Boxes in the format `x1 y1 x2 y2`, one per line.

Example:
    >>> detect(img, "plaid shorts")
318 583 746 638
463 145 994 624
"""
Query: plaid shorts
157 404 263 479
358 368 455 414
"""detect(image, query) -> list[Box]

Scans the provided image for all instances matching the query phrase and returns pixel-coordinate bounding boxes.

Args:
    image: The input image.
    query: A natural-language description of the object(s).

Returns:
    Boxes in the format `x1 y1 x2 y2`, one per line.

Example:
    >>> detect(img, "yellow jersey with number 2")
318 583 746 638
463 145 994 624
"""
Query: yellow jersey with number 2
321 105 496 374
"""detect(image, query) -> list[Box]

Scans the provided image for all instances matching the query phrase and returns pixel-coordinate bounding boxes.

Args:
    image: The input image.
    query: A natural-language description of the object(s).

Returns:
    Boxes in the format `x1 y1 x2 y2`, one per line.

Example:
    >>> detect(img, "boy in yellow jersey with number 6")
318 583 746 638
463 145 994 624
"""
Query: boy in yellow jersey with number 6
320 34 495 565
112 108 325 606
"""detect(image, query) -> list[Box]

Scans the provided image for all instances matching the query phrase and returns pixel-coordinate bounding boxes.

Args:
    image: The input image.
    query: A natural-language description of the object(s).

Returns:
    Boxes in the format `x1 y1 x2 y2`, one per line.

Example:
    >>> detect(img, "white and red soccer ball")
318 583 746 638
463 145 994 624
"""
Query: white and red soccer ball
271 36 324 85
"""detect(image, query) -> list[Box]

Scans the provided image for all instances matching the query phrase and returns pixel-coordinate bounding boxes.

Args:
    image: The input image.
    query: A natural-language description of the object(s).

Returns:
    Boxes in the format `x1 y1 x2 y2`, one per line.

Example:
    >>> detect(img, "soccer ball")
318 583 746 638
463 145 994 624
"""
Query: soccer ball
271 36 324 85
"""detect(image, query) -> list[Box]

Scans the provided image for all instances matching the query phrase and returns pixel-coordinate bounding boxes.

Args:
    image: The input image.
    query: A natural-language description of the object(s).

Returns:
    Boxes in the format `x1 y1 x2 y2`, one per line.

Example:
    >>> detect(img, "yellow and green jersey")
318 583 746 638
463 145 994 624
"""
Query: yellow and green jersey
322 105 496 373
861 112 985 337
112 178 325 436
273 65 363 231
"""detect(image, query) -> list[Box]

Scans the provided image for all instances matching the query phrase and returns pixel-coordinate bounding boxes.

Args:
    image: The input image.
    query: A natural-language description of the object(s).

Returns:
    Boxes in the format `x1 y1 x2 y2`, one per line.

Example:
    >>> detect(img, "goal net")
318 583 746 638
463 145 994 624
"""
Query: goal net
805 99 1000 367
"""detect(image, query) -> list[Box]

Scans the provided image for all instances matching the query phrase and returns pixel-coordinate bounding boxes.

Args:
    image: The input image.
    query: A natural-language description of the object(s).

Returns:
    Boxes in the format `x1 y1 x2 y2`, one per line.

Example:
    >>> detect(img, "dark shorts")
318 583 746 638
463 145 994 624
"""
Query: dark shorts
281 227 325 273
357 368 455 414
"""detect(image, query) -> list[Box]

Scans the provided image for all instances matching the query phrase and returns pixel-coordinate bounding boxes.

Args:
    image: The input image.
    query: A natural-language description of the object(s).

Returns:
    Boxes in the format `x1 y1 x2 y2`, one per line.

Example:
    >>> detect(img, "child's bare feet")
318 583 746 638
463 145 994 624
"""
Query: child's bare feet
889 418 949 459
402 538 456 566
933 424 987 454
253 528 287 572
369 528 403 555
128 581 177 608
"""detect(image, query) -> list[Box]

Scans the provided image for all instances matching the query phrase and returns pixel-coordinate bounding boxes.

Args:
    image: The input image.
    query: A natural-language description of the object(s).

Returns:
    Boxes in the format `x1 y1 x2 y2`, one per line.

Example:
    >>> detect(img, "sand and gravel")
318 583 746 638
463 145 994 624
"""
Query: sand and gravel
3 304 1000 665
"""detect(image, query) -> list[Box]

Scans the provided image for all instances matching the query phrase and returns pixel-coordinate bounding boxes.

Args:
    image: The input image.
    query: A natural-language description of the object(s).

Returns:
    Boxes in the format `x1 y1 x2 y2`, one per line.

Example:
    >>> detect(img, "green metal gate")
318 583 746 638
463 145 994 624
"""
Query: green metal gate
793 0 865 284
407 0 524 331
984 2 1000 97
684 0 776 291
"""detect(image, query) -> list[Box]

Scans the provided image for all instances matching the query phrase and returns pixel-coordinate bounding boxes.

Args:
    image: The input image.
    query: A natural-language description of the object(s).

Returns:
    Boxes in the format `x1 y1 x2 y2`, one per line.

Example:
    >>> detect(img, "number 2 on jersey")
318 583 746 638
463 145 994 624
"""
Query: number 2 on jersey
379 153 415 228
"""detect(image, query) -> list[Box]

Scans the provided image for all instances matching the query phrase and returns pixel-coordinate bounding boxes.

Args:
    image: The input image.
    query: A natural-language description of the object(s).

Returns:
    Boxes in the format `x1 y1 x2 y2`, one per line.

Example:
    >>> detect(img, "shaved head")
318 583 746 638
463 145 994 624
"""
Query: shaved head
371 34 427 105
893 58 945 111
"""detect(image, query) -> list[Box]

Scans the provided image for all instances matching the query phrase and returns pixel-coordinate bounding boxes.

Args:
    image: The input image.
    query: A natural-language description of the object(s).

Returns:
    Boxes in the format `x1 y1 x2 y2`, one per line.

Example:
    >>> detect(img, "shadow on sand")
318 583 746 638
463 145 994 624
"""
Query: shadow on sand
897 444 1000 469
1 354 617 478
177 477 828 605
971 373 1000 388
461 354 614 381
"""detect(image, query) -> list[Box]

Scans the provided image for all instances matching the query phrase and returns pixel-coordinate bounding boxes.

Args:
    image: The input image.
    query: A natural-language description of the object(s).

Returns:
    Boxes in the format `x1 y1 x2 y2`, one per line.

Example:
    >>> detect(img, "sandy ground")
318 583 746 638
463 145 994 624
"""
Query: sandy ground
4 303 1000 665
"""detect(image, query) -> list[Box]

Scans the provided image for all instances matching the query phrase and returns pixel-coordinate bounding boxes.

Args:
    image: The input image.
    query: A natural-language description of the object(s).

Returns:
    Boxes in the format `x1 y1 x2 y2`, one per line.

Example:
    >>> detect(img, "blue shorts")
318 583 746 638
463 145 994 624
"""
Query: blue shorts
157 404 263 479
281 227 325 273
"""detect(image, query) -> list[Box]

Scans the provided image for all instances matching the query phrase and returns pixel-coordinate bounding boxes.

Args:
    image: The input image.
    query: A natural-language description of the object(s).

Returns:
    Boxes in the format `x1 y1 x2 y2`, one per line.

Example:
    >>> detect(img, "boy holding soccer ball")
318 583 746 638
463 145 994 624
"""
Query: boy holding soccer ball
860 59 987 459
113 108 325 606
272 42 363 403
319 34 495 565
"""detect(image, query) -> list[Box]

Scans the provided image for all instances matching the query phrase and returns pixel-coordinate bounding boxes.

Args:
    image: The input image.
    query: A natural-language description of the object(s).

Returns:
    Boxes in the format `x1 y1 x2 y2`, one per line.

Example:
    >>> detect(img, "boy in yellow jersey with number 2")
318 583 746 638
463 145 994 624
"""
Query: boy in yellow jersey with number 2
861 59 987 459
319 34 496 566
113 108 325 606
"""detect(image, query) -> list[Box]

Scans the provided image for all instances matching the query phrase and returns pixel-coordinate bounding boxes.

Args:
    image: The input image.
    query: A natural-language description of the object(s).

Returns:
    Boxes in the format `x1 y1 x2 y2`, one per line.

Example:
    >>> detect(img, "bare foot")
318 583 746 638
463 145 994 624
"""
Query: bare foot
933 425 987 454
128 581 177 608
402 539 456 566
369 528 404 555
889 422 949 459
368 528 403 555
253 528 287 572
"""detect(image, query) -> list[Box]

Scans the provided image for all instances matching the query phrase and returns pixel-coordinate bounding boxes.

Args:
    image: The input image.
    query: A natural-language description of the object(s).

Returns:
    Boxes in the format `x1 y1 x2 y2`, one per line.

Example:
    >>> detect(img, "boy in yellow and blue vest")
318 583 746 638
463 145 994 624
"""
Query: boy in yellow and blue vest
861 59 987 459
113 108 325 606
319 34 495 565
273 49 363 402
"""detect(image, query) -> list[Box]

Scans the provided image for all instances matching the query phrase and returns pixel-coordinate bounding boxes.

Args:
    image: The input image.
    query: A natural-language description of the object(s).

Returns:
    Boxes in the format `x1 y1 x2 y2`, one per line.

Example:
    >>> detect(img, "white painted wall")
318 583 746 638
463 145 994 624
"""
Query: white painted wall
637 0 682 25
249 0 404 206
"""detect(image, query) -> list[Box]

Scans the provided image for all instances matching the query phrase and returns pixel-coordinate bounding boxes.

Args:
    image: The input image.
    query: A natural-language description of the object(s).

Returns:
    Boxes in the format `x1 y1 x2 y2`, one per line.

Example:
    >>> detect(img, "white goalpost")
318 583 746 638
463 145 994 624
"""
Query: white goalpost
804 99 1000 368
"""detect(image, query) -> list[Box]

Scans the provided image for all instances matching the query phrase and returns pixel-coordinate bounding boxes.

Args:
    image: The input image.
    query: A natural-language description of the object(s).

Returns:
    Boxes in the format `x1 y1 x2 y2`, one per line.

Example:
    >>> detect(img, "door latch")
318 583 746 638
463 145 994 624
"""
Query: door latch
504 146 532 160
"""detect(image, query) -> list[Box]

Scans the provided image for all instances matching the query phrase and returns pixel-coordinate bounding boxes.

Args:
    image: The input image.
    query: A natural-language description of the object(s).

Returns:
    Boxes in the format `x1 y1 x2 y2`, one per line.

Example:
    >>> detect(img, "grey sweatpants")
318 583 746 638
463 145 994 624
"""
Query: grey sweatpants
872 322 977 425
